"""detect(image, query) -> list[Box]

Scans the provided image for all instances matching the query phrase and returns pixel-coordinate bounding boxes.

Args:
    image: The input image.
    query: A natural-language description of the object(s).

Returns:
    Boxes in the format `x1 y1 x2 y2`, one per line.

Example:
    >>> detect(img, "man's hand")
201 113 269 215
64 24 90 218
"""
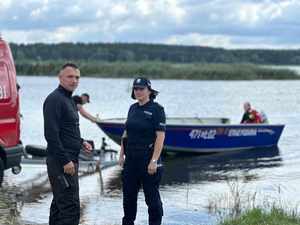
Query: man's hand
83 141 93 153
64 161 75 176
148 161 158 175
90 116 98 123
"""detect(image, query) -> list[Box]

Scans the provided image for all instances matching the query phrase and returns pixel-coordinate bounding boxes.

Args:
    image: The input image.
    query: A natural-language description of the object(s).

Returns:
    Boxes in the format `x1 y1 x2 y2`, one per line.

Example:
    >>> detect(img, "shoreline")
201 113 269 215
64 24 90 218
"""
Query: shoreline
15 61 299 80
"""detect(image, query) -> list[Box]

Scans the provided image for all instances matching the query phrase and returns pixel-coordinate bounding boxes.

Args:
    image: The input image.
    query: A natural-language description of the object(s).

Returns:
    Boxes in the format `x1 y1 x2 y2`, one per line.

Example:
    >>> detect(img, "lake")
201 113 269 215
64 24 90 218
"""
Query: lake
6 75 300 225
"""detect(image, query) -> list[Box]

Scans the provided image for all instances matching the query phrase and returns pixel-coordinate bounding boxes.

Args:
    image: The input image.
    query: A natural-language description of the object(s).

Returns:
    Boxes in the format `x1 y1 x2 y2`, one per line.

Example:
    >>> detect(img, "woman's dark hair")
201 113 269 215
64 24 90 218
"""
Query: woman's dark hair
150 90 158 100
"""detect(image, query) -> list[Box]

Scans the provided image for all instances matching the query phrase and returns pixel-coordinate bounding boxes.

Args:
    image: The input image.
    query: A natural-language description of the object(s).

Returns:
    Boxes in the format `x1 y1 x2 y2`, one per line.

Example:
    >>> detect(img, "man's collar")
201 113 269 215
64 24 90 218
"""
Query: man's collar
58 85 72 97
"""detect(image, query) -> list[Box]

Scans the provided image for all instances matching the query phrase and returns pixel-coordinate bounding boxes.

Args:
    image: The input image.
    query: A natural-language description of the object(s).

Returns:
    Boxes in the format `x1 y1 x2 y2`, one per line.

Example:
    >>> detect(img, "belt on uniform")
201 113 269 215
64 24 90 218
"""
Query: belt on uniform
126 143 154 150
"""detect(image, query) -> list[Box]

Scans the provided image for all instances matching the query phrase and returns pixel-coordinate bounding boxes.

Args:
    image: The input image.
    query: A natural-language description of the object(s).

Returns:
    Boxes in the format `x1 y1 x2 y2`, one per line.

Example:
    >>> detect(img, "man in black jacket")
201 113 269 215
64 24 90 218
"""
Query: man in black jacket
43 63 92 225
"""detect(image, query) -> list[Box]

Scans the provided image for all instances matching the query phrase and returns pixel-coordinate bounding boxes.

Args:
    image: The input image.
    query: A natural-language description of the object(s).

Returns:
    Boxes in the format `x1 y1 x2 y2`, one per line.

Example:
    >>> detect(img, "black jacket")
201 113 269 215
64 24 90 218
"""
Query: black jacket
43 85 83 166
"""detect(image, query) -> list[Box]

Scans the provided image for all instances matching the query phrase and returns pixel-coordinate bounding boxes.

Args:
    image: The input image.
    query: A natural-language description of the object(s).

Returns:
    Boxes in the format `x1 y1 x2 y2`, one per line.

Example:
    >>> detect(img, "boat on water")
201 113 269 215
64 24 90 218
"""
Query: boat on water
96 117 285 154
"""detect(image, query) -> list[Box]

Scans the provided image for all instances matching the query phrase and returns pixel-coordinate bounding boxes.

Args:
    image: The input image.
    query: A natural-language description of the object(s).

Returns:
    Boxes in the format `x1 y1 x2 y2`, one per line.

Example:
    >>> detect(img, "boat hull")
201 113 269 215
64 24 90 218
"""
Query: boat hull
96 120 284 153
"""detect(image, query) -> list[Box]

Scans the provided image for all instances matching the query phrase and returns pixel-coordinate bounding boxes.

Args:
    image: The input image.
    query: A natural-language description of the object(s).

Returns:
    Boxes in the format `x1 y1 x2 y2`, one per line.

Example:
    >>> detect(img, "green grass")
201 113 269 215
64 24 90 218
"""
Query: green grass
220 207 300 225
207 180 300 225
15 60 299 80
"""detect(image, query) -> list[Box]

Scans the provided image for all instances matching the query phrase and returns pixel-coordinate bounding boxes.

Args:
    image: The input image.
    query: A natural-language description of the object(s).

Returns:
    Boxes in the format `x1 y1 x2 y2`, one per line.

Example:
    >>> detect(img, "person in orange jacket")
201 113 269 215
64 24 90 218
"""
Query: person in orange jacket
240 102 262 124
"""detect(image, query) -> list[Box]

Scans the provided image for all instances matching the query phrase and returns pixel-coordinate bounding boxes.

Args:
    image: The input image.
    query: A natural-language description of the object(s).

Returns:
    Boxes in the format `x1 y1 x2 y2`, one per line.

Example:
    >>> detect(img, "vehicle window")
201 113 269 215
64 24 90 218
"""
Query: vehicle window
0 62 11 102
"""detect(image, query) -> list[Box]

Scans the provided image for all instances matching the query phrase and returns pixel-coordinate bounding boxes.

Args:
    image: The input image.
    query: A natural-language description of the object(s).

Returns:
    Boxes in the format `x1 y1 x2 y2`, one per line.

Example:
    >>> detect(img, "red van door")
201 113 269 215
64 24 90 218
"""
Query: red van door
0 37 23 186
0 61 20 147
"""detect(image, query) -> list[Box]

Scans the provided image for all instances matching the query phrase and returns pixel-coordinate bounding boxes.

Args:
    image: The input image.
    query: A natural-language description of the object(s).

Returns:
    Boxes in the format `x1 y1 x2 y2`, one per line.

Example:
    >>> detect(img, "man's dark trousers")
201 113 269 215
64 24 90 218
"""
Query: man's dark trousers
47 156 80 225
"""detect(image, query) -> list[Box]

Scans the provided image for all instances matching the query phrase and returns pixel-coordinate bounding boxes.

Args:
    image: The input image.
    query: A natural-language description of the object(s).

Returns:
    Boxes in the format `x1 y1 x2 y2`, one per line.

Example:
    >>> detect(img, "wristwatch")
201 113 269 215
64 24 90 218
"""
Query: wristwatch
151 159 157 164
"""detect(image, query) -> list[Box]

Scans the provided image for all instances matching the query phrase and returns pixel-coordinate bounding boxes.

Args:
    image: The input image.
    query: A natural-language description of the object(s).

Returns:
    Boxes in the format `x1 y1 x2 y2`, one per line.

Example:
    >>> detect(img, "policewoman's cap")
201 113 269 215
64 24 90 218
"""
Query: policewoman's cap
131 77 159 99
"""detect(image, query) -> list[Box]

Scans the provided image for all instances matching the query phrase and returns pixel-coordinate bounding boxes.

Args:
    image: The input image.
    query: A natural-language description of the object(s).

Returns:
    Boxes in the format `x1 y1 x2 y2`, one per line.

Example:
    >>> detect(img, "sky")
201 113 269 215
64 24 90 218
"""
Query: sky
0 0 299 49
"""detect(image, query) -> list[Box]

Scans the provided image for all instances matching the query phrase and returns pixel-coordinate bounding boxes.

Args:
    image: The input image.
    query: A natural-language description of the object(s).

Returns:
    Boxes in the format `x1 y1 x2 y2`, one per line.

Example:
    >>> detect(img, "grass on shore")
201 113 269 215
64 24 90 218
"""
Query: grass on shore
15 60 299 80
220 207 300 225
207 178 300 225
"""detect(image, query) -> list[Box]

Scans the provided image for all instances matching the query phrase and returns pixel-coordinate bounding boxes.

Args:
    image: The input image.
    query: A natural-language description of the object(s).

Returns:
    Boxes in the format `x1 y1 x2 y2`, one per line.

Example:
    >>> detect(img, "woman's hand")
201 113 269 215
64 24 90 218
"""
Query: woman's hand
148 161 158 175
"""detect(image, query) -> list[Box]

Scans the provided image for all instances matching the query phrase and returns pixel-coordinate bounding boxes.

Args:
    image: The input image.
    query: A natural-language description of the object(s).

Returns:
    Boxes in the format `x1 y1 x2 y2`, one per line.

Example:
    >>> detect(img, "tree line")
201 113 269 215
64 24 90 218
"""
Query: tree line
14 61 299 80
10 42 300 65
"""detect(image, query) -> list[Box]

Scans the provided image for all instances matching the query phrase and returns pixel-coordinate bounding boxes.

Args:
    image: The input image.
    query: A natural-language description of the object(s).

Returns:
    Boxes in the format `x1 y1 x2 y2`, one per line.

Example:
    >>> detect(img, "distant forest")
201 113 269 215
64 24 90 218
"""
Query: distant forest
10 42 300 64
9 43 300 79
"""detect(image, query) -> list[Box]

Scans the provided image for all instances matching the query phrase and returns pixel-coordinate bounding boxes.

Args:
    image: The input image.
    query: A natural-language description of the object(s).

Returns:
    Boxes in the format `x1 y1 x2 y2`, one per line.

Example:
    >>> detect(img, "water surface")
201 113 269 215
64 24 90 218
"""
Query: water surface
7 75 300 225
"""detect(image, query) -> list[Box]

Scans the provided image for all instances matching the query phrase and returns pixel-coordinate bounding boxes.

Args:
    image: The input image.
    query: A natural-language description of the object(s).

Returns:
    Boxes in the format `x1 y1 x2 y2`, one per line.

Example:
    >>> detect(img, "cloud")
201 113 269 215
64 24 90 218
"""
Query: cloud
227 1 282 26
0 0 299 49
165 33 231 47
0 0 12 11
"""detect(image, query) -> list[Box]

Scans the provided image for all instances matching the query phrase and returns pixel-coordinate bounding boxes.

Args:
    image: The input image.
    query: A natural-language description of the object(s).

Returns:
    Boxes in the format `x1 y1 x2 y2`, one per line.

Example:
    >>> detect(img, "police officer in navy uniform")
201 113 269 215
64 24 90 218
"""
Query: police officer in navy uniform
119 77 166 225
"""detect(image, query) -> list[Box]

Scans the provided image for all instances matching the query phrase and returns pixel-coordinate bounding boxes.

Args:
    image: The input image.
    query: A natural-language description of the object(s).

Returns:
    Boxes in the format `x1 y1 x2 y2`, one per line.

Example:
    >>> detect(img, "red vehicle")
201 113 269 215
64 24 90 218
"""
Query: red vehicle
0 37 23 186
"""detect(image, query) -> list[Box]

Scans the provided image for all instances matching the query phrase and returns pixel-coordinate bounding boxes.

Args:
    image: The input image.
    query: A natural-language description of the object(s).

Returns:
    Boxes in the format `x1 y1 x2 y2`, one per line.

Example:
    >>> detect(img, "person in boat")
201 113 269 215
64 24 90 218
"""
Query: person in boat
119 77 166 225
259 110 269 124
240 102 262 124
43 63 92 225
72 93 97 123
100 137 108 150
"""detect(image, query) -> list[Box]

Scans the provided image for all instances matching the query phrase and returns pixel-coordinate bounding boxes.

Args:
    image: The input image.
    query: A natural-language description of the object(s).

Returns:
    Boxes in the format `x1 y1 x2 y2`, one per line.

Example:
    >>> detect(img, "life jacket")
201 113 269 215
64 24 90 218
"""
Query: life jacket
248 109 262 123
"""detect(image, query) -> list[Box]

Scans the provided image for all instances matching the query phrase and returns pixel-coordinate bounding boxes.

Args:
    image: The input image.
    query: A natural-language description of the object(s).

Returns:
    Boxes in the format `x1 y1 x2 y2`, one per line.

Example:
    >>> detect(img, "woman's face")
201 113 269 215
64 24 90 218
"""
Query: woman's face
134 86 151 101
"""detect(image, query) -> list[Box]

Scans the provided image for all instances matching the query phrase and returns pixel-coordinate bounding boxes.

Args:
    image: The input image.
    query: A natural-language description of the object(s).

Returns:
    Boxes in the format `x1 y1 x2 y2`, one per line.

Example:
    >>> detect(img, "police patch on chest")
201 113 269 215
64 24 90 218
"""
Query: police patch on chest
144 110 153 116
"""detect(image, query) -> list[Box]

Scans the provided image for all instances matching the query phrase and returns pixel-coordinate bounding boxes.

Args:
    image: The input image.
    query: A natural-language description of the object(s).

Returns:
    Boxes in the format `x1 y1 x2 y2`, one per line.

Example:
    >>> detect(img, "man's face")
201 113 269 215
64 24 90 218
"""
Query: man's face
243 103 251 112
59 67 80 92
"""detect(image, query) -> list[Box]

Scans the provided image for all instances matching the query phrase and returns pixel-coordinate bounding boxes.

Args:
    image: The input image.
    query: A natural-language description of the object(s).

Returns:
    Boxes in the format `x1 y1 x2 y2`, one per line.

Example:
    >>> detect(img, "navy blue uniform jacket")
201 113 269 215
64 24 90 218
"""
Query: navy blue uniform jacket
125 100 166 149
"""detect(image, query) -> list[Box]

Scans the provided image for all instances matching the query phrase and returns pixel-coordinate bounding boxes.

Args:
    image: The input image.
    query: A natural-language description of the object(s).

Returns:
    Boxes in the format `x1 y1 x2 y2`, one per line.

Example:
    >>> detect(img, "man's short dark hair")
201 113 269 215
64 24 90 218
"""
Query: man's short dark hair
81 93 90 103
61 63 79 70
